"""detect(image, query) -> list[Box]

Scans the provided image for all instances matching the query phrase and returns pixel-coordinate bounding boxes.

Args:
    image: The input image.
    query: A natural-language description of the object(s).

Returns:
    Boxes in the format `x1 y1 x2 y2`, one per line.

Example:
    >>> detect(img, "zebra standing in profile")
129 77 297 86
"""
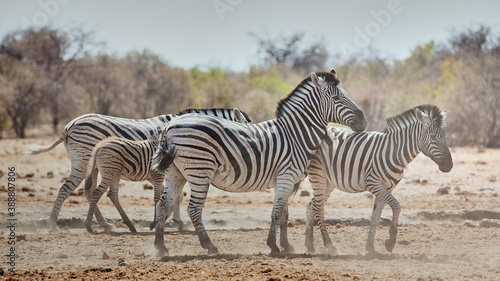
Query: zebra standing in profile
305 104 453 255
84 108 251 233
151 70 367 256
24 108 252 232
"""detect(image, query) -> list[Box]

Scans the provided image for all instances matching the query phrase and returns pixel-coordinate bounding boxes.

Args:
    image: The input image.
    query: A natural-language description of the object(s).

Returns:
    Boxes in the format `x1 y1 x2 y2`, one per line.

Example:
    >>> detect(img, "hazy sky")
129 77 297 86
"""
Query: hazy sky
1 0 499 71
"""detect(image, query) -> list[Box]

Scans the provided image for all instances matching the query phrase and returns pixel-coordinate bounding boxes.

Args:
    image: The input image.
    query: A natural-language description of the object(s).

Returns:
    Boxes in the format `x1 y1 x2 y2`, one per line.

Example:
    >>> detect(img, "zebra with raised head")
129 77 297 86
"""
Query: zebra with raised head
24 108 252 232
84 108 251 233
151 69 367 256
305 104 453 255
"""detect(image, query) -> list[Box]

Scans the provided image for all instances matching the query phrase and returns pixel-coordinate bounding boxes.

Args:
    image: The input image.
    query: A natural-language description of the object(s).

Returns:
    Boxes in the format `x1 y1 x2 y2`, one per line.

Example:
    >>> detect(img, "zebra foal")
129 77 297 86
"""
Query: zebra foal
84 108 251 233
151 70 367 256
305 104 453 255
25 108 251 231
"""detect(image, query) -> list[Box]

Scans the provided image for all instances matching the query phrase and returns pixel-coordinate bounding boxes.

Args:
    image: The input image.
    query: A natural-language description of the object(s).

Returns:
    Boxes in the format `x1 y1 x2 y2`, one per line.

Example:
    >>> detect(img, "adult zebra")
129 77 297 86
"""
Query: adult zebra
305 104 453 255
151 70 367 256
84 109 251 233
24 108 252 232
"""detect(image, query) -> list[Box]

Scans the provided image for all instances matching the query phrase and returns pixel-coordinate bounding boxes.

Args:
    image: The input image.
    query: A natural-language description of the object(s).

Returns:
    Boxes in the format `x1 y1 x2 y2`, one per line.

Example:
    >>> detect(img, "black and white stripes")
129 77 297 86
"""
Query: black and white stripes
305 104 453 255
25 108 251 231
151 70 367 256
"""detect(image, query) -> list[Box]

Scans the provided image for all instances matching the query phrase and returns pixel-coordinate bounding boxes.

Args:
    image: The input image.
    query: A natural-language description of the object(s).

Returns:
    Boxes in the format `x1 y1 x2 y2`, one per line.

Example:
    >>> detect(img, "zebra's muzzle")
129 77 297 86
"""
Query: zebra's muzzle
351 110 367 132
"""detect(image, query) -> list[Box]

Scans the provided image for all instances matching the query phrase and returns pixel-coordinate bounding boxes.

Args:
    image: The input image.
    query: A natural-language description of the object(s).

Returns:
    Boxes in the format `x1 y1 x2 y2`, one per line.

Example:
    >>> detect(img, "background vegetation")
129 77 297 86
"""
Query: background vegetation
0 25 499 147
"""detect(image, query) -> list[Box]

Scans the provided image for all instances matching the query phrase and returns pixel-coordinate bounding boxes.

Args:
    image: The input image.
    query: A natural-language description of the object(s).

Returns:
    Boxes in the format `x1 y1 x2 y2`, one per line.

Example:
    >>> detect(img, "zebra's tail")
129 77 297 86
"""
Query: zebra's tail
84 141 101 193
23 130 68 157
151 144 176 172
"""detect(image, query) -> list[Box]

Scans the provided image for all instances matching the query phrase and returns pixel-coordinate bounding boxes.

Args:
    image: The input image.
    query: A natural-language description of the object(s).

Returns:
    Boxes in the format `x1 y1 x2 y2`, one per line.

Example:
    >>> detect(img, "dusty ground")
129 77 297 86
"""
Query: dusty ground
1 137 500 280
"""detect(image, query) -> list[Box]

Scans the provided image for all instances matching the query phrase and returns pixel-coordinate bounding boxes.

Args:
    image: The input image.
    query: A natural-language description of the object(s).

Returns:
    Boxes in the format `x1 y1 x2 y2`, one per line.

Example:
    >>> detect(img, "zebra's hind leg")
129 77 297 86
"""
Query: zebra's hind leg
154 165 186 256
149 173 165 230
188 183 219 254
84 169 112 232
85 170 119 233
108 180 136 233
383 191 400 253
48 167 86 232
279 201 294 254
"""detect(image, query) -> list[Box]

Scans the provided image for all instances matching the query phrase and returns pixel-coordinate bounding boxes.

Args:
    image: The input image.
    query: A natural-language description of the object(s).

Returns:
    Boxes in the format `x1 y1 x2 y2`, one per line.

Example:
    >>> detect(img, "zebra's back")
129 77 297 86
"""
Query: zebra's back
314 126 394 193
92 137 158 182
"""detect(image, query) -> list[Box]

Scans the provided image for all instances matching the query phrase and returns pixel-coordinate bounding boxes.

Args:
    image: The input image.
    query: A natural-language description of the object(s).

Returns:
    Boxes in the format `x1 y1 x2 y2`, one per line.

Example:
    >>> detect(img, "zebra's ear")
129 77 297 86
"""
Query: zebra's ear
441 109 447 120
233 108 248 124
311 72 328 91
415 108 431 126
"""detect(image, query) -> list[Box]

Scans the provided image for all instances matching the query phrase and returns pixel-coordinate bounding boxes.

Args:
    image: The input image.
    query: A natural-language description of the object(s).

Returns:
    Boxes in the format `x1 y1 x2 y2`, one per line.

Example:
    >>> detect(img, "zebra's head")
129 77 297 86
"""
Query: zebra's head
310 69 367 132
415 106 453 172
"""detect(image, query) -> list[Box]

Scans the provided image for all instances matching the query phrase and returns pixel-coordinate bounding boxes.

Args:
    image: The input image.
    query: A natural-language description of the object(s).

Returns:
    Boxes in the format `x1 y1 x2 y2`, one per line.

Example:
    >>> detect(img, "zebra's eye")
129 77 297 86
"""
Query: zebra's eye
332 95 341 101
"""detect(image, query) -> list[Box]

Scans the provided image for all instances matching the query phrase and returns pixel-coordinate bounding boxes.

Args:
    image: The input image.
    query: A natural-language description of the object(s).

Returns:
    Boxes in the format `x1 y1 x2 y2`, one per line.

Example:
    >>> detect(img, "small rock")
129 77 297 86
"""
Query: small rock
102 252 110 260
21 187 32 192
118 259 127 266
143 184 153 190
299 190 310 197
46 172 54 178
437 187 450 195
16 234 27 242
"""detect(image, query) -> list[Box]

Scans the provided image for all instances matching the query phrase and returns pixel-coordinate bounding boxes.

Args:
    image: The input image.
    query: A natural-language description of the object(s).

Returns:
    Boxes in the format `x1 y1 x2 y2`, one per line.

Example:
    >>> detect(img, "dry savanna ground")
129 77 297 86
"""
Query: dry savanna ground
1 137 500 280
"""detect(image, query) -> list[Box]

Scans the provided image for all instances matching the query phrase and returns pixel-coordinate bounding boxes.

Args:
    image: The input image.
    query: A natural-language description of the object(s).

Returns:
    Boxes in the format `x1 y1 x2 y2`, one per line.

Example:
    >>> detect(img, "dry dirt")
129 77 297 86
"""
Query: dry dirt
1 137 500 280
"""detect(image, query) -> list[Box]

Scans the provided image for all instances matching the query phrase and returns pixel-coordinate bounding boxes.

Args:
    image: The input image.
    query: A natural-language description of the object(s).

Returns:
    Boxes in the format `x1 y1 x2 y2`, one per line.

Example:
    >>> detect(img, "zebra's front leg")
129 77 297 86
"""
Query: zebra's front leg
187 183 219 254
267 180 294 256
365 192 385 254
305 200 316 253
173 191 185 231
279 201 294 254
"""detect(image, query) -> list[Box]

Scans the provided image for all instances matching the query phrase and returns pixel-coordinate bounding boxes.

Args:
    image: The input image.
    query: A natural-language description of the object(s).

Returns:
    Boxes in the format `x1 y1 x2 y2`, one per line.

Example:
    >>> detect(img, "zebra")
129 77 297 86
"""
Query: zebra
24 108 252 232
84 108 251 233
305 104 453 255
151 69 367 256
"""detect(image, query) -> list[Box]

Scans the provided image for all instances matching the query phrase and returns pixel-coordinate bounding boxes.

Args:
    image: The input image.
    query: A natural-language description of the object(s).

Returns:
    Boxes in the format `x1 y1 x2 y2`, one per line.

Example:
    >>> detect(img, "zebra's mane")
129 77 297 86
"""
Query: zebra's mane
176 108 252 122
384 104 443 133
275 72 340 118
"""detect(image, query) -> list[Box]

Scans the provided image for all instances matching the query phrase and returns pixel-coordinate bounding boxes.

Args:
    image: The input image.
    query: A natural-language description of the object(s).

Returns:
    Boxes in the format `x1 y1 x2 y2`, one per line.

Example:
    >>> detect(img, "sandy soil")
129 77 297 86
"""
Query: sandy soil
1 137 500 280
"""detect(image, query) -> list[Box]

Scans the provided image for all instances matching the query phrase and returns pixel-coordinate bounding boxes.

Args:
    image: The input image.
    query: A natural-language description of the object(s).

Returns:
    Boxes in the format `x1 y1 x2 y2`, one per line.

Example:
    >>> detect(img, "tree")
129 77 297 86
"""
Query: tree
0 26 95 133
250 31 329 73
0 57 43 138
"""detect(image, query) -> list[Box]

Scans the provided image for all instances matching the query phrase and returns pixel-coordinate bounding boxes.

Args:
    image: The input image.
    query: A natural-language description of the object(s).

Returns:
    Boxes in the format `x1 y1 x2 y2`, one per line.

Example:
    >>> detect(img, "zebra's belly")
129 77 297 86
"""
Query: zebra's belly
210 171 276 192
120 172 150 182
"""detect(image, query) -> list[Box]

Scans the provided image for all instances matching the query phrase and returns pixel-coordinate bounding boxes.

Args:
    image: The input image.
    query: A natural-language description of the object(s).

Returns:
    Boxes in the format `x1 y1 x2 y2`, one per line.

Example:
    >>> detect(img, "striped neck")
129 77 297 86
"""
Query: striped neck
275 81 328 156
386 116 423 169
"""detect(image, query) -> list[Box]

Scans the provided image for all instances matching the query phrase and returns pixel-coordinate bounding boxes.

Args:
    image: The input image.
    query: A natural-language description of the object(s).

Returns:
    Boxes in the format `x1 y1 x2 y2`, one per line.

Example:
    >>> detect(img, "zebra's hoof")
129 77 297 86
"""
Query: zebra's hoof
129 227 137 233
385 238 395 252
207 247 219 255
149 221 156 230
282 244 295 254
155 245 169 257
326 246 338 257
